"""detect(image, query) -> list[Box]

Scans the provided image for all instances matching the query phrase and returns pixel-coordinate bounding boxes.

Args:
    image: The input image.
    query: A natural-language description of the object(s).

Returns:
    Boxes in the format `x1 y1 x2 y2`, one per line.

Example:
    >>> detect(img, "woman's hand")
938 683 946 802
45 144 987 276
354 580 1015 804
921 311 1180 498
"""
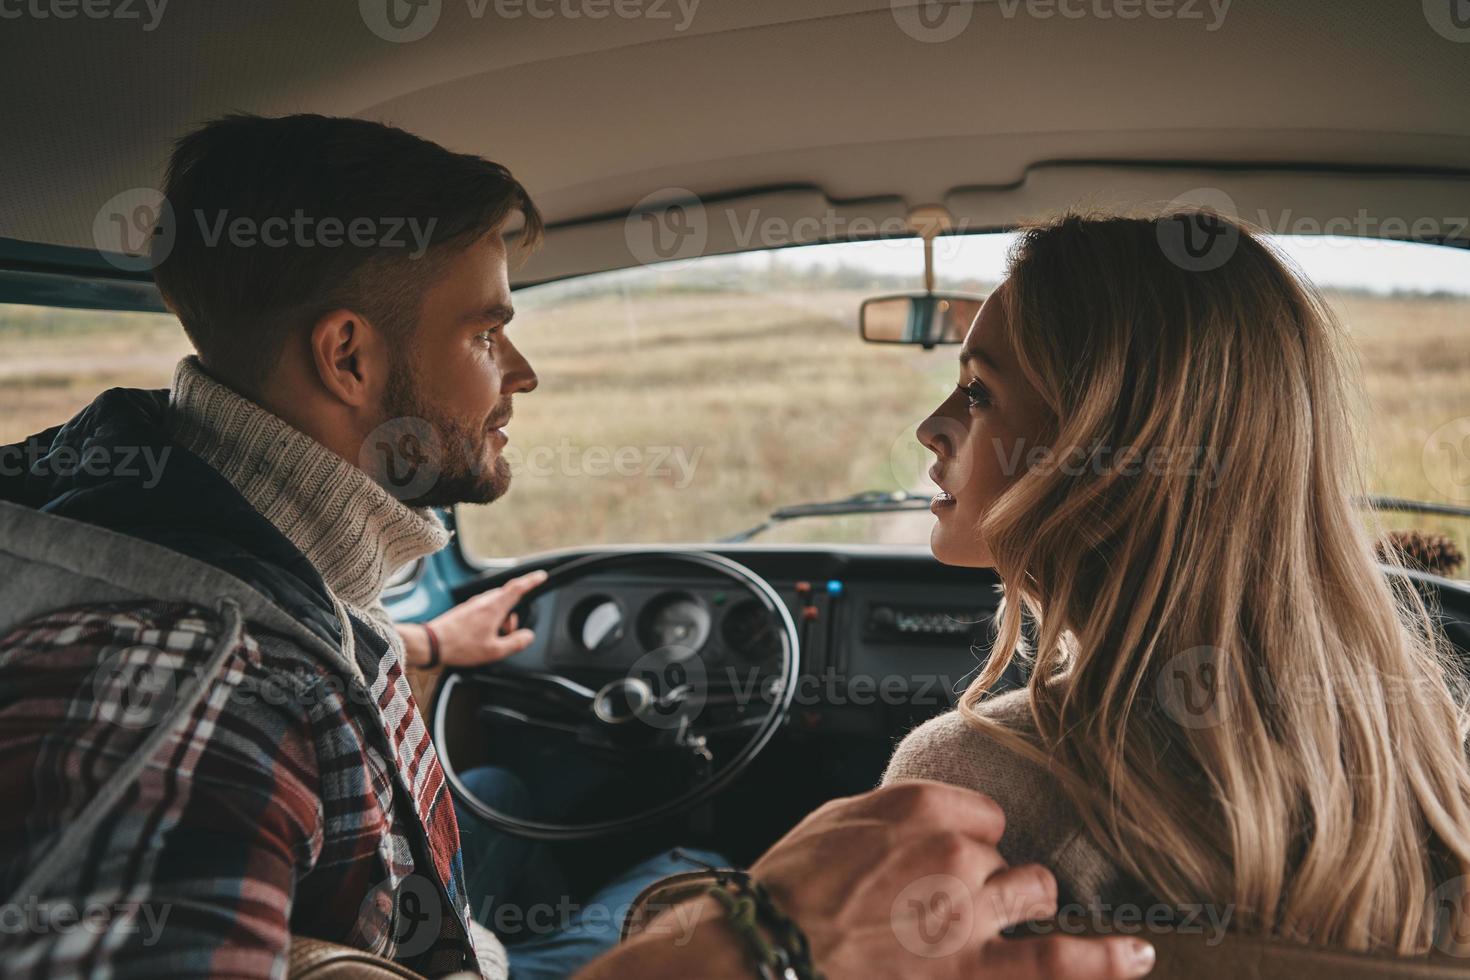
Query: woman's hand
398 569 548 669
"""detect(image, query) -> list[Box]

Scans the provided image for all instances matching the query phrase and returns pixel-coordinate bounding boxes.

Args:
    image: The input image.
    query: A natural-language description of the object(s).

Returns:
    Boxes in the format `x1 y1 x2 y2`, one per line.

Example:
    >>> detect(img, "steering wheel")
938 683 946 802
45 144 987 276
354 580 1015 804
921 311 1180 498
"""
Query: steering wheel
431 550 801 840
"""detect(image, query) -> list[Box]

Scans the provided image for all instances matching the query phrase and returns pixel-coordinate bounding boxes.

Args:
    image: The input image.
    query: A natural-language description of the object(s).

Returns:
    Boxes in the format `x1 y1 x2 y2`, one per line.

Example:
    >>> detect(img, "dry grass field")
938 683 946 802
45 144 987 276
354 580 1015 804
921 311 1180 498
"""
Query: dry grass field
2 285 1468 576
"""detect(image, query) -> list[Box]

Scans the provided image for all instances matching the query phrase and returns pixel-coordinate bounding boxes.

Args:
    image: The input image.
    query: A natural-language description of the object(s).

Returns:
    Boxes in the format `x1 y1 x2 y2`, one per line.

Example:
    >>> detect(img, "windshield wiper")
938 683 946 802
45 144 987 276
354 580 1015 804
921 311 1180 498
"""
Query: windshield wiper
721 490 933 543
1363 496 1470 519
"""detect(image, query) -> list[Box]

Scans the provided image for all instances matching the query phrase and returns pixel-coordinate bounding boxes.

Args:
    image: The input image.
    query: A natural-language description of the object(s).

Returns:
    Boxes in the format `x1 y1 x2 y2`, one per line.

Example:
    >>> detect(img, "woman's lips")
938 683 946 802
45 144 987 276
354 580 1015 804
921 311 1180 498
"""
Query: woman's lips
930 490 956 513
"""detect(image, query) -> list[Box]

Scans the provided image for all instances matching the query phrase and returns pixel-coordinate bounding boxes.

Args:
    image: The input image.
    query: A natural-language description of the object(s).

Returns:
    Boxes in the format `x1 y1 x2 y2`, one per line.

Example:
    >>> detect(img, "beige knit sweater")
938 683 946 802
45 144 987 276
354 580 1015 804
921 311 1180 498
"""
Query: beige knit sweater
883 689 1146 911
167 356 508 979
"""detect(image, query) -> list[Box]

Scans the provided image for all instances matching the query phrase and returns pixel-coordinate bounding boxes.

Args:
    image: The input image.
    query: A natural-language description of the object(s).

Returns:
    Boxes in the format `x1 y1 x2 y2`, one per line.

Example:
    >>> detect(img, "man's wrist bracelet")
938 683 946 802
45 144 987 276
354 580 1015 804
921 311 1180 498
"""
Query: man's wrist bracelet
420 622 441 669
702 870 823 980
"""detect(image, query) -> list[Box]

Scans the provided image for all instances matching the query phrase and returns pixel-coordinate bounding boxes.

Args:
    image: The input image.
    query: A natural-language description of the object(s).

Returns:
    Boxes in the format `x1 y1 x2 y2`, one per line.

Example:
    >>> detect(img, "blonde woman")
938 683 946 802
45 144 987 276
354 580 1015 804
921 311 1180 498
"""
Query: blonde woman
884 211 1470 954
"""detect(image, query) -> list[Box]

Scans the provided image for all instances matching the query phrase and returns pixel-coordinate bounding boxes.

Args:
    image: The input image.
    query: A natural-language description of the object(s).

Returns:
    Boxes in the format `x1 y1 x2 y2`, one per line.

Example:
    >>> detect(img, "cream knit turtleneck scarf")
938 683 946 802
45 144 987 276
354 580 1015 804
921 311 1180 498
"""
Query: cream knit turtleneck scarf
166 356 451 644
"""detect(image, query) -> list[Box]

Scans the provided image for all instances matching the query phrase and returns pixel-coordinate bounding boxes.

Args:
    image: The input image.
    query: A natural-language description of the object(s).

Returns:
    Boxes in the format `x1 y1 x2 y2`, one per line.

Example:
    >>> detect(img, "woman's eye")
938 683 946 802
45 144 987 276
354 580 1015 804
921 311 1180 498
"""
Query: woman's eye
958 380 992 409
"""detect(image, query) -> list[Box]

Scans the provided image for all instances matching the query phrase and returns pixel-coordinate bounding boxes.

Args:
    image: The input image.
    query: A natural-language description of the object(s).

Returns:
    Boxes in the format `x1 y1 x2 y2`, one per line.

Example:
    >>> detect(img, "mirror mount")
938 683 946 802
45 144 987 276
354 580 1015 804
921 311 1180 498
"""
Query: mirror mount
857 206 982 347
907 204 953 296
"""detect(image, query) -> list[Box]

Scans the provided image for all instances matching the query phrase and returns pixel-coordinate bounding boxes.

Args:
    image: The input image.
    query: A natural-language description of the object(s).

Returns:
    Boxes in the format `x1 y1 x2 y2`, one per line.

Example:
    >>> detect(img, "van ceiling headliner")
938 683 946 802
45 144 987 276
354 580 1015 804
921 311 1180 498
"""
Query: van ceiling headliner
2 0 1468 285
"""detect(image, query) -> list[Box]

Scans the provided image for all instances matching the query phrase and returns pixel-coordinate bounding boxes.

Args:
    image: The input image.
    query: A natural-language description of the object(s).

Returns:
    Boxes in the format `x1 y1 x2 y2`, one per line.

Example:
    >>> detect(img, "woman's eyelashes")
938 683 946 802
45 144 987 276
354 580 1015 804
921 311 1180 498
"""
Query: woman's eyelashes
958 379 993 410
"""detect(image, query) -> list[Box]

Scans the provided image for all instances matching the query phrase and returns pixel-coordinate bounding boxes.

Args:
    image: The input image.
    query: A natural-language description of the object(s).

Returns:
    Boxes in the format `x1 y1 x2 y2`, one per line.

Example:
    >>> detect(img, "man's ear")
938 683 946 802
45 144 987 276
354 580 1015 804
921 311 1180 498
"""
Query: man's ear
309 309 385 409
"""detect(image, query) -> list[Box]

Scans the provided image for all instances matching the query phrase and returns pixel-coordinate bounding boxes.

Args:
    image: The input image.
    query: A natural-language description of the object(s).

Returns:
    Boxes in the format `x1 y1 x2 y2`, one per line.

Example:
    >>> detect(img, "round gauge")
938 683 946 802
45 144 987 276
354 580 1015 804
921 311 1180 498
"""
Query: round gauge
637 592 711 657
569 595 624 653
721 598 783 662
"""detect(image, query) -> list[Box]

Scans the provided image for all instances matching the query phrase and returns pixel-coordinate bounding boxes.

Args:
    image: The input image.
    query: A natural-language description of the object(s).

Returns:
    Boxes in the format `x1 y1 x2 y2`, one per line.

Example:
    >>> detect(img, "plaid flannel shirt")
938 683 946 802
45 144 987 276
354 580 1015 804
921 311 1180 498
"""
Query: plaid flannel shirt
0 598 483 979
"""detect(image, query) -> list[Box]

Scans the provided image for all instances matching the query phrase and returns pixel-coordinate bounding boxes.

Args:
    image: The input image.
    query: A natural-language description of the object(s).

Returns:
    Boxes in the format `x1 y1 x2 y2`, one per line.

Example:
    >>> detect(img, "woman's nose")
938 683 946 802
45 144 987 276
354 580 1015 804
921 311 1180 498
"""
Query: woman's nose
917 413 951 459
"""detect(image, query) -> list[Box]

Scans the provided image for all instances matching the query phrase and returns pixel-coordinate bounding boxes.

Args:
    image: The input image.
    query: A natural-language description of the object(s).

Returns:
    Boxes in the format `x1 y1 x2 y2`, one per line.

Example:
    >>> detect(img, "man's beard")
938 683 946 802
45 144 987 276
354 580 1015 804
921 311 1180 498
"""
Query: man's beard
378 358 512 509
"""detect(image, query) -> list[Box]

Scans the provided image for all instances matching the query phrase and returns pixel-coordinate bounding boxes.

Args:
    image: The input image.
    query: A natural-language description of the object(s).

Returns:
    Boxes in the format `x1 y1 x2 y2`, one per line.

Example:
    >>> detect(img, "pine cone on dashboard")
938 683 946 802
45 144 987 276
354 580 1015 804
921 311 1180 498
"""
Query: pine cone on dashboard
1377 529 1466 577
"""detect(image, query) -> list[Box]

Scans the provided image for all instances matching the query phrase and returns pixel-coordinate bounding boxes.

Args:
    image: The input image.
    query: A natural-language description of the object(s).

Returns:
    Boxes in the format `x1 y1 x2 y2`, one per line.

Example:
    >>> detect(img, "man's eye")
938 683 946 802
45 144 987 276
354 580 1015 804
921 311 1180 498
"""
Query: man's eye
958 380 992 409
476 329 498 345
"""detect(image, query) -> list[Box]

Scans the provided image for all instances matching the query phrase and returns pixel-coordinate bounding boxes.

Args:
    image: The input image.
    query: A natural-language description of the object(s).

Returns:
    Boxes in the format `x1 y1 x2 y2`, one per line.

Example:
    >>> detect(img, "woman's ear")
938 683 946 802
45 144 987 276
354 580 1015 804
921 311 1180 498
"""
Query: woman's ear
309 309 385 409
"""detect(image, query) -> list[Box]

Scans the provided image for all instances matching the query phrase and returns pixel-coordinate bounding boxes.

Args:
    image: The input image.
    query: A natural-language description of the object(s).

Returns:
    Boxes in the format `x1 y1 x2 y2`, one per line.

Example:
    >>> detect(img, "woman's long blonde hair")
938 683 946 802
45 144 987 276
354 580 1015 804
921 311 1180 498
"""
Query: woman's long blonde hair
961 210 1470 953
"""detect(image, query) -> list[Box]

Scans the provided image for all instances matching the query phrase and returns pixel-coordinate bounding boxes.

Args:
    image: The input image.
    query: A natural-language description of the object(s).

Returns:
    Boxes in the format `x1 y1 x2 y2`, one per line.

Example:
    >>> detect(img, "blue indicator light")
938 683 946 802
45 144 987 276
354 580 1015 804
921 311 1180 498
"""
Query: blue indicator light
826 579 844 596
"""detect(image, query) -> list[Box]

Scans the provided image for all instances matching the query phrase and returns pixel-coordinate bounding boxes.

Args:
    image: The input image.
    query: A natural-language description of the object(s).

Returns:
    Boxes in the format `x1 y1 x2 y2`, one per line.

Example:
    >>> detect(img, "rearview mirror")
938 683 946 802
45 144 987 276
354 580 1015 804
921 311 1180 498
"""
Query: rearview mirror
859 293 984 348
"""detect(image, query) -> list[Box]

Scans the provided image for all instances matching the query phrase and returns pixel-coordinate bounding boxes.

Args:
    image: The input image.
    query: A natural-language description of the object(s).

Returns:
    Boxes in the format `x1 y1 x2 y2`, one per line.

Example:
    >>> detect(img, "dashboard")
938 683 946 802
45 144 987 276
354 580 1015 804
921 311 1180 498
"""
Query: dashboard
451 544 1470 744
452 544 1025 740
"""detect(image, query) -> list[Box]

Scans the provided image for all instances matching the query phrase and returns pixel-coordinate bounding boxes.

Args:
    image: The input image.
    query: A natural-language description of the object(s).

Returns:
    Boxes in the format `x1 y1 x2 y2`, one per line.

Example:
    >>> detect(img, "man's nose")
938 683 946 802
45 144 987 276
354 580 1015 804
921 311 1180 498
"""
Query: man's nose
501 340 538 395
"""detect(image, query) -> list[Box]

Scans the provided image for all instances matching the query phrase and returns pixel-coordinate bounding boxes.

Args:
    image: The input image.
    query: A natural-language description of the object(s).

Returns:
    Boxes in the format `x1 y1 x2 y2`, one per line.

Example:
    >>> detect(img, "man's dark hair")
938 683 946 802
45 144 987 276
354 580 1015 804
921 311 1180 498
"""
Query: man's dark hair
151 113 543 393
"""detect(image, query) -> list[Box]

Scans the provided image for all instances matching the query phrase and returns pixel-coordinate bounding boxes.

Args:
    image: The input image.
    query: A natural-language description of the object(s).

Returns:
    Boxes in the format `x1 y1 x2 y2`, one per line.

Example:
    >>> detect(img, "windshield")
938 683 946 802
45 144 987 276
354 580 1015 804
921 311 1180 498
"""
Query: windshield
457 233 1470 569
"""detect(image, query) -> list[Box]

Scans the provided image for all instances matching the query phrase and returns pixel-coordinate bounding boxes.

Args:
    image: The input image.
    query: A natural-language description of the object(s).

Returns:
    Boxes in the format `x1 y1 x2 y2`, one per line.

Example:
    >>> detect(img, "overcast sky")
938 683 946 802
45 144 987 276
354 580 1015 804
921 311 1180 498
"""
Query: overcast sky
768 233 1470 296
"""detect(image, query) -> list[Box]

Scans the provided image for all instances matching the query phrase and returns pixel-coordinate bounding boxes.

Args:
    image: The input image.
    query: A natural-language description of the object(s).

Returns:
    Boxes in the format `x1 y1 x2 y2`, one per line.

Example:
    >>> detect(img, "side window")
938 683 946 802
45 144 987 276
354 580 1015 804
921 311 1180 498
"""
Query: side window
1274 237 1470 579
0 304 189 444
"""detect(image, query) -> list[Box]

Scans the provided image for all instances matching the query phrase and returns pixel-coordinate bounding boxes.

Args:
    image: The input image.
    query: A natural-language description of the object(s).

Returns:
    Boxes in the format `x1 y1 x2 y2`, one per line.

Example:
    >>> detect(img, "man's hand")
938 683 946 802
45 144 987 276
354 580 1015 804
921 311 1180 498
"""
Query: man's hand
398 569 548 669
578 781 1155 980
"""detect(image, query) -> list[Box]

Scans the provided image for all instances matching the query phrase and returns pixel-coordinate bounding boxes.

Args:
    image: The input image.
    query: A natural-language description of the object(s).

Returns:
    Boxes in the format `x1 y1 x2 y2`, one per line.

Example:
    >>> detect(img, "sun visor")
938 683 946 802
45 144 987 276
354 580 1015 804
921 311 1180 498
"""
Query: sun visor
510 188 910 288
944 165 1470 247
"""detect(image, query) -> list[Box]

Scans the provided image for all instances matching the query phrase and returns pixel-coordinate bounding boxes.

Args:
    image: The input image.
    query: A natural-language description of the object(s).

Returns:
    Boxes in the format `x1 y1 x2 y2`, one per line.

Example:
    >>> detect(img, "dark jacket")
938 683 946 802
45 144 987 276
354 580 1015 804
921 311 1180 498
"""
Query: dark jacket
0 388 485 978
